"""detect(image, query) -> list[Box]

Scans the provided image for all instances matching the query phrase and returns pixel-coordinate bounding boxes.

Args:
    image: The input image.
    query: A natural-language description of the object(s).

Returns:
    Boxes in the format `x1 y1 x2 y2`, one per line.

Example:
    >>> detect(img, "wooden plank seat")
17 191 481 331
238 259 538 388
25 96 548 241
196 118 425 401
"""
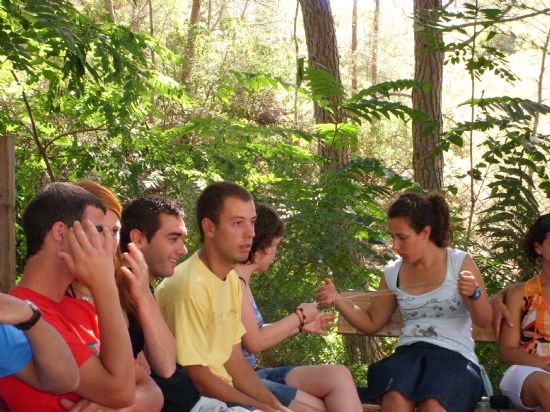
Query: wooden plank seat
338 290 520 412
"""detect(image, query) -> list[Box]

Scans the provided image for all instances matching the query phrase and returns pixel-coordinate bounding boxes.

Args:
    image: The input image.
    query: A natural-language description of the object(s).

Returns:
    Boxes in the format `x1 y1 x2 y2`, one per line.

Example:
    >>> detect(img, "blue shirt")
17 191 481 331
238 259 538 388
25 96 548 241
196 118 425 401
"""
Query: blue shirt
0 324 32 377
242 292 264 368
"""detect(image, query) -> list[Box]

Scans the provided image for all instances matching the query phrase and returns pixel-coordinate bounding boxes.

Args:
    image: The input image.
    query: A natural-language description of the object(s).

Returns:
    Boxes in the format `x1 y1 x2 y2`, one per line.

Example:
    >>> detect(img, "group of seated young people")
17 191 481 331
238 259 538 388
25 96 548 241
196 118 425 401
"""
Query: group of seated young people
1 180 549 412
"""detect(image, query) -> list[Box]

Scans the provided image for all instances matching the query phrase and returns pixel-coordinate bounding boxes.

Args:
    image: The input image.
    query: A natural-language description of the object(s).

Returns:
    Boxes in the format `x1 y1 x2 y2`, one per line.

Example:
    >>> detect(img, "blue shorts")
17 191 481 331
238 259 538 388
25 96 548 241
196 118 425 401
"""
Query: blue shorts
256 366 298 407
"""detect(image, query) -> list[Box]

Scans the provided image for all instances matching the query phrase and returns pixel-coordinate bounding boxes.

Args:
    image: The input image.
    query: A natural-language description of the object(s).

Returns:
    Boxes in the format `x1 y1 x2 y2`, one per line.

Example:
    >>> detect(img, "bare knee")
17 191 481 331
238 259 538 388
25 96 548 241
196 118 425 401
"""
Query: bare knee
381 391 414 412
327 364 354 383
417 398 447 412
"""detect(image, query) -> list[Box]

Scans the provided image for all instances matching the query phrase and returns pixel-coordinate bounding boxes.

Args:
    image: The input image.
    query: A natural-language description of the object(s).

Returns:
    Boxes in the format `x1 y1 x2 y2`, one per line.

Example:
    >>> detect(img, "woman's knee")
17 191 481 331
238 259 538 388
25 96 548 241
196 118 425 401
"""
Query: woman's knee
416 398 446 412
381 391 414 411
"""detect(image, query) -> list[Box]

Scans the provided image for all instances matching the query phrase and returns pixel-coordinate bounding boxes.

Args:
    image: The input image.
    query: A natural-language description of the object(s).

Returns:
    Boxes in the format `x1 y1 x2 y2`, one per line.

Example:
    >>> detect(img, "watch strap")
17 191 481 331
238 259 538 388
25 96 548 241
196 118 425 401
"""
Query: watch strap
14 300 42 331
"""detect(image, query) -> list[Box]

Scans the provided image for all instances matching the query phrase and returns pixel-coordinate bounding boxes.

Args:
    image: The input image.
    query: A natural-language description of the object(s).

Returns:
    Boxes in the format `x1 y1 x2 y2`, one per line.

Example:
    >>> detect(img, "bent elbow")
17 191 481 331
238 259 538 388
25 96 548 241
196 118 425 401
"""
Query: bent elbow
105 383 136 408
44 375 80 394
153 364 177 379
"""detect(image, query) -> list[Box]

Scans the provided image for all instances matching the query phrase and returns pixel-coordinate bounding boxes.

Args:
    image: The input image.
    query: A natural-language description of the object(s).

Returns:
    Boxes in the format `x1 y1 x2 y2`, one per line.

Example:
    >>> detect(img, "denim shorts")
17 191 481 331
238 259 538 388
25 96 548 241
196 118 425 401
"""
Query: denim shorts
364 342 483 412
256 366 297 406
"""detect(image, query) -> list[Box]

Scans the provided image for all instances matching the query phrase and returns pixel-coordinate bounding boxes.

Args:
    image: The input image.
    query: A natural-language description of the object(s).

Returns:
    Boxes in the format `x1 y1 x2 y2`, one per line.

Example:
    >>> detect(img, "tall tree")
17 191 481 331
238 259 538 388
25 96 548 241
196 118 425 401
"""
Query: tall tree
351 0 358 93
370 0 379 84
104 0 116 23
298 0 348 167
412 0 444 191
181 0 201 92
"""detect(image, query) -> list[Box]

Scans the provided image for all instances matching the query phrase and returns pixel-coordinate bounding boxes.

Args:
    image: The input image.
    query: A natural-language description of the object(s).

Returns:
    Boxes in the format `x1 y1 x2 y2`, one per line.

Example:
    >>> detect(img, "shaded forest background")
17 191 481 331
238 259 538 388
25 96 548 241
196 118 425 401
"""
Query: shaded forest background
1 0 550 387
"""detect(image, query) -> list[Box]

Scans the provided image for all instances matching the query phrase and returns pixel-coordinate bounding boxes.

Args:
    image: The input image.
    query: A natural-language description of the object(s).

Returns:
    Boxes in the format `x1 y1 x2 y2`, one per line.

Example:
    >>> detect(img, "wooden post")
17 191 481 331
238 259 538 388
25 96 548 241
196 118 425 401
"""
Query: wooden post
0 134 16 293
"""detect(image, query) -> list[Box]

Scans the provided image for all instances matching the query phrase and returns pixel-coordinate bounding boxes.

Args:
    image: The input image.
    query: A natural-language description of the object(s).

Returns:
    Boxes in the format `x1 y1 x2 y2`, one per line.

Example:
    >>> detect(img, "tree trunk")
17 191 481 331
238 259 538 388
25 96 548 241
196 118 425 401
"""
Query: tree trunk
412 0 444 192
533 29 550 136
104 0 116 23
351 0 358 93
298 0 348 168
147 0 155 66
181 0 201 92
370 0 379 84
0 135 16 293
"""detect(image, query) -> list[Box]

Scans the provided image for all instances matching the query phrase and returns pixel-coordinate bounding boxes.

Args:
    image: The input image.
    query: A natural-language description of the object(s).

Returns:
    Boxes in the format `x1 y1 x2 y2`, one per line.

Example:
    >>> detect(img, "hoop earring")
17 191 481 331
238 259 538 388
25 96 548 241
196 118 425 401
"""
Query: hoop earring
536 256 543 265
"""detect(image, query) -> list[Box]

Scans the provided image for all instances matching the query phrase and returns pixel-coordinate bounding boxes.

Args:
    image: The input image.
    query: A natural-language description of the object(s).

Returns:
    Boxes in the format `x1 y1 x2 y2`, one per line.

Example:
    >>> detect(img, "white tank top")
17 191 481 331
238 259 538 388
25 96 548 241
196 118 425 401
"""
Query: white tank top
384 247 479 365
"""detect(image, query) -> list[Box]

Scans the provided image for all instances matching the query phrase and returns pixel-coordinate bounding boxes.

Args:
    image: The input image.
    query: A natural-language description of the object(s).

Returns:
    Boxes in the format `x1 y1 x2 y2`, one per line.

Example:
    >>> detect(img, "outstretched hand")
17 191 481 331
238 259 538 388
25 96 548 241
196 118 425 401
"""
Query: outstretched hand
58 220 115 292
316 278 340 307
302 312 336 335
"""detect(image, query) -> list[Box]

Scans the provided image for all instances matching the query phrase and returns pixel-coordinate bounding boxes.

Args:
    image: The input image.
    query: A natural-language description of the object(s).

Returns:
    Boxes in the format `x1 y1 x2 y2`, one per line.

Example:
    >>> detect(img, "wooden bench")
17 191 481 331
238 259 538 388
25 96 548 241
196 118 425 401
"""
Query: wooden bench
338 290 520 412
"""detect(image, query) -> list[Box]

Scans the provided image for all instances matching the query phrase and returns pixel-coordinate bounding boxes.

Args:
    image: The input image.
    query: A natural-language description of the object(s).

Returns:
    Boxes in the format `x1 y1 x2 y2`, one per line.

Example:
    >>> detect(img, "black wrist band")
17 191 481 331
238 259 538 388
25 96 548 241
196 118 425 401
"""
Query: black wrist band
14 300 42 331
294 307 305 332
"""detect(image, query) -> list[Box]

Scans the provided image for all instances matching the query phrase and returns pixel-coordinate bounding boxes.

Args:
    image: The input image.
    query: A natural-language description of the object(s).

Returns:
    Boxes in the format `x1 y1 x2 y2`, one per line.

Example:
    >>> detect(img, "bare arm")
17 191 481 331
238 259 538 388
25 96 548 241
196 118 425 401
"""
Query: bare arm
491 283 515 342
457 255 493 328
59 221 135 407
1 294 79 393
224 344 287 411
122 244 176 378
498 284 548 369
316 278 397 334
61 364 163 412
240 279 318 354
186 359 281 412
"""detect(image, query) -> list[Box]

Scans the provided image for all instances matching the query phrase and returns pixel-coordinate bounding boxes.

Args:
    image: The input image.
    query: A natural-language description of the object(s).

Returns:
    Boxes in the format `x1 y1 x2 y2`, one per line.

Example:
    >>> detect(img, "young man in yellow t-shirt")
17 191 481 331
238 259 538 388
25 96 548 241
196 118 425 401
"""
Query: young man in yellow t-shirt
156 181 288 412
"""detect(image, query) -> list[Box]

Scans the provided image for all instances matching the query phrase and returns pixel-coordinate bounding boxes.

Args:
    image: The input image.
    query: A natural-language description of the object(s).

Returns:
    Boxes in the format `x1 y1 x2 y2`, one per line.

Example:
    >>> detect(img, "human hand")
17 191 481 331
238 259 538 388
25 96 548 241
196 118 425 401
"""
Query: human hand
302 312 336 335
297 302 318 323
0 293 35 325
491 293 513 342
458 271 478 298
58 221 115 292
120 243 151 304
316 278 340 307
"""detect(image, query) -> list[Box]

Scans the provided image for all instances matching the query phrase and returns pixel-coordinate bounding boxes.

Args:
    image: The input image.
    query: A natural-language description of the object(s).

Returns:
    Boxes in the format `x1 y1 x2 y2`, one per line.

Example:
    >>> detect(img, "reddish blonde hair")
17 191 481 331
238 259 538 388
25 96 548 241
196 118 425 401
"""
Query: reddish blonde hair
73 180 139 322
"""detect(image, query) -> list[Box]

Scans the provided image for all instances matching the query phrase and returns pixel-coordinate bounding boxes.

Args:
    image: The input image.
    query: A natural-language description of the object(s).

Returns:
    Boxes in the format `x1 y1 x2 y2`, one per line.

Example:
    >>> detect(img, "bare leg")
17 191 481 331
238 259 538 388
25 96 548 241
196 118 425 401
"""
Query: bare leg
380 391 415 412
520 371 550 411
285 364 362 412
289 394 325 412
417 398 447 412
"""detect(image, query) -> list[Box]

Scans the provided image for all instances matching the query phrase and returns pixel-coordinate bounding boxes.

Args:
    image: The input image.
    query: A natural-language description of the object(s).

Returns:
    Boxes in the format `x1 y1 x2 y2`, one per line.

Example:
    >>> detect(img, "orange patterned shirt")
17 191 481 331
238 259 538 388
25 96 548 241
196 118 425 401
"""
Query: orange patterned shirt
520 275 550 359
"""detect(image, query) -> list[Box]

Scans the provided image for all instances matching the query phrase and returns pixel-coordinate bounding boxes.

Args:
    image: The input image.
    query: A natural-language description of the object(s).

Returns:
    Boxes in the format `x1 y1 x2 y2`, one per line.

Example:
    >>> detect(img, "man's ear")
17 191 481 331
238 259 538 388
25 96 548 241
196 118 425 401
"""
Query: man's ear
129 228 146 246
202 218 216 239
51 221 67 244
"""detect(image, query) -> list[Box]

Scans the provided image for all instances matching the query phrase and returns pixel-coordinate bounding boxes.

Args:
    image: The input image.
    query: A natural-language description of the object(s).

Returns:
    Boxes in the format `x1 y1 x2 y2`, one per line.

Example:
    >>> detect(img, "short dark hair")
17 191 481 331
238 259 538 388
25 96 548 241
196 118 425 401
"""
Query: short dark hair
247 203 285 263
523 214 550 262
196 182 253 242
387 192 451 247
120 197 184 252
23 182 106 258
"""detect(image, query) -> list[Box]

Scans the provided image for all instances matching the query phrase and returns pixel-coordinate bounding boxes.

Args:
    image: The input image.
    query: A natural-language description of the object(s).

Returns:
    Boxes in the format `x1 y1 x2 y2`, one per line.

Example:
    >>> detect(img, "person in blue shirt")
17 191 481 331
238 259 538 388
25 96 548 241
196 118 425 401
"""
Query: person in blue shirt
0 292 79 393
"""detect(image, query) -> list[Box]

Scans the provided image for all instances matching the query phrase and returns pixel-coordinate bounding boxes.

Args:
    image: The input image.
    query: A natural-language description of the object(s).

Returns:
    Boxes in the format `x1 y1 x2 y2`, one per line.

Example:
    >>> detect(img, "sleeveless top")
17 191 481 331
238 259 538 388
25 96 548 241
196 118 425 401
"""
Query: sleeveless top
240 278 264 368
519 275 550 360
385 247 479 365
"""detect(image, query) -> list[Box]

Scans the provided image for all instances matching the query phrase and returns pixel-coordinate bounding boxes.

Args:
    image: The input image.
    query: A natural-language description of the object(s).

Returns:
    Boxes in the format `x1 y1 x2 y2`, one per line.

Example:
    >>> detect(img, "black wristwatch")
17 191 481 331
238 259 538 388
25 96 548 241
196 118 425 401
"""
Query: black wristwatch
14 300 42 331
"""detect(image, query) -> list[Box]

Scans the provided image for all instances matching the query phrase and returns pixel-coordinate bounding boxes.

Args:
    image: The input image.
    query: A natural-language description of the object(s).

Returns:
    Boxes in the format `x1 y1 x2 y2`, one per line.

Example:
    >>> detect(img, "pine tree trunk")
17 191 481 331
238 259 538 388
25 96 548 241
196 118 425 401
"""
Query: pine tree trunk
298 0 348 168
412 0 444 192
370 0 379 84
104 0 116 23
181 0 201 92
351 0 358 94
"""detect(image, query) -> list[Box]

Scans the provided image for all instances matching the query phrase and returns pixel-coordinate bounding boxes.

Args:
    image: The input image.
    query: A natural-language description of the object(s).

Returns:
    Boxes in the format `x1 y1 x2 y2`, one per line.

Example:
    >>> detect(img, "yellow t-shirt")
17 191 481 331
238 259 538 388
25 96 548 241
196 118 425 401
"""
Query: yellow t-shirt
155 252 246 384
